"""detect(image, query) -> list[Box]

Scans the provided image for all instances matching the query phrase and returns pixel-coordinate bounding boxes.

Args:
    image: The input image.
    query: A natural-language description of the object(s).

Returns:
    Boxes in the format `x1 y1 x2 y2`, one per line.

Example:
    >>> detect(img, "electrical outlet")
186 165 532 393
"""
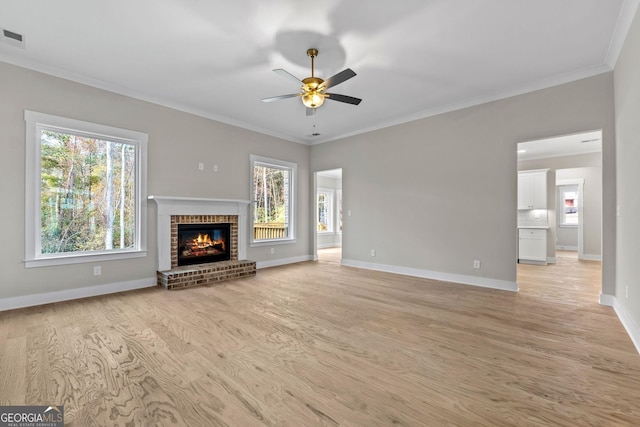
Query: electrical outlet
93 266 101 276
270 247 275 255
473 260 481 269
213 164 218 172
198 162 204 171
370 249 376 257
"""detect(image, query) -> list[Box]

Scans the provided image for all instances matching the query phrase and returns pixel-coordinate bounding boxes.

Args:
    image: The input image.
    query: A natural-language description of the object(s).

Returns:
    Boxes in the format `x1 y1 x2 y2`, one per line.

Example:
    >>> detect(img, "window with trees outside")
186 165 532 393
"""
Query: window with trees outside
24 111 148 267
251 155 296 244
317 189 334 233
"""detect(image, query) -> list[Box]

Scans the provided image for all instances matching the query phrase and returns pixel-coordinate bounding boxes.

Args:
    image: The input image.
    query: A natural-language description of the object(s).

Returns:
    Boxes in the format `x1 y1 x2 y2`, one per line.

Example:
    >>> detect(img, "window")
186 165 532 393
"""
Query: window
25 111 147 267
317 189 334 233
559 184 579 227
337 189 343 233
250 155 296 244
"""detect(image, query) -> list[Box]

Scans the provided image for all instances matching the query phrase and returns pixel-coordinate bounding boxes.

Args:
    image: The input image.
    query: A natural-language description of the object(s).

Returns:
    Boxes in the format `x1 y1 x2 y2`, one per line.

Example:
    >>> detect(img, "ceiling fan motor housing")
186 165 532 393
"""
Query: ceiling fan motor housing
302 76 325 107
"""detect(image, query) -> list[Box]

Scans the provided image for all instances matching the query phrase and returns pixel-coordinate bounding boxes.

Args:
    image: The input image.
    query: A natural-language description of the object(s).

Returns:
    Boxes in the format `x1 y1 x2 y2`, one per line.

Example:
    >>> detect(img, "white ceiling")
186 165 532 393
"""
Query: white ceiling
0 1 637 145
517 130 602 161
317 168 342 179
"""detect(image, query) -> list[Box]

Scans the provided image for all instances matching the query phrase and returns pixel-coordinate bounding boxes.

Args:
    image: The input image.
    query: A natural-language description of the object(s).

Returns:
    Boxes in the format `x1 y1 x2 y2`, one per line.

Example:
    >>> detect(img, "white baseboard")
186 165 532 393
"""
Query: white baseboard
582 253 602 261
611 296 640 355
0 277 156 312
556 245 578 250
599 293 615 306
547 257 557 264
257 255 313 269
518 259 547 265
341 259 518 292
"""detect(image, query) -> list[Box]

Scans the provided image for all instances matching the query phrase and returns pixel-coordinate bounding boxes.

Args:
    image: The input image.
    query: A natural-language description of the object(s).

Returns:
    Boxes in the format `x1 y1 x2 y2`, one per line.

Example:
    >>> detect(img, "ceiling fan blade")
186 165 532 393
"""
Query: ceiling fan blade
319 68 356 90
262 94 300 103
325 93 362 105
273 68 302 84
306 107 316 116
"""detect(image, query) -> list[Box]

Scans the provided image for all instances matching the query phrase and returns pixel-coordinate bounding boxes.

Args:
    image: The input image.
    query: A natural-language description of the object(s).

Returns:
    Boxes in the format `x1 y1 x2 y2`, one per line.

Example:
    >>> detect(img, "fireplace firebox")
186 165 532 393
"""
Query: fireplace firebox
177 223 231 266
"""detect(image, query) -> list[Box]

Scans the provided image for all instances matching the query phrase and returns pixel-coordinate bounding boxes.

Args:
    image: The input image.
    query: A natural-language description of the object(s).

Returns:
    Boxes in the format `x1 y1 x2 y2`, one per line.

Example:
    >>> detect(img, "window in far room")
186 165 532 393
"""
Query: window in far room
317 189 334 233
337 189 343 233
559 184 579 226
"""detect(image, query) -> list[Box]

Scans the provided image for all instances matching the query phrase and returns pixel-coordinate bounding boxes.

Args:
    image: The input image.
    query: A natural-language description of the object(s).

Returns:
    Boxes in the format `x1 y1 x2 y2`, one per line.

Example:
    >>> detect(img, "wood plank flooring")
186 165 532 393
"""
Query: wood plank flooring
1 250 639 426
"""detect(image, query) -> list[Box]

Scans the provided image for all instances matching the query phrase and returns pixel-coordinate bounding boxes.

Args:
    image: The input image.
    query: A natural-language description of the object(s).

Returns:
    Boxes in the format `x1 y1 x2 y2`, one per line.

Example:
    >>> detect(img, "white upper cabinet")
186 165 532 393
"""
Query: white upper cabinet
518 169 548 210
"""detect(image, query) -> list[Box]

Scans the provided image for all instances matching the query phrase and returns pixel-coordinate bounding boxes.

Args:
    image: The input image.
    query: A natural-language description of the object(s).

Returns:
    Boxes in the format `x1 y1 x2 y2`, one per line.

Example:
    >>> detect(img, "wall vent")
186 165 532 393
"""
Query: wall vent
1 28 26 49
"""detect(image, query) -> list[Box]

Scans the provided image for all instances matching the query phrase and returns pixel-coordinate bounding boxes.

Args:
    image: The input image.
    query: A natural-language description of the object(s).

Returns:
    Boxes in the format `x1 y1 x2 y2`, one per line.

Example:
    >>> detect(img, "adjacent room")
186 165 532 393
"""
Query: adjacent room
1 1 640 425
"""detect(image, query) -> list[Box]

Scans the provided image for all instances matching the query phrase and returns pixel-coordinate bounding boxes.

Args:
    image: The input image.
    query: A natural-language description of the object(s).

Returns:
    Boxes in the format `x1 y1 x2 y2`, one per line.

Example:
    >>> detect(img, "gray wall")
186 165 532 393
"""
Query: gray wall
312 73 616 293
519 152 602 258
614 6 640 332
0 62 311 300
0 56 622 303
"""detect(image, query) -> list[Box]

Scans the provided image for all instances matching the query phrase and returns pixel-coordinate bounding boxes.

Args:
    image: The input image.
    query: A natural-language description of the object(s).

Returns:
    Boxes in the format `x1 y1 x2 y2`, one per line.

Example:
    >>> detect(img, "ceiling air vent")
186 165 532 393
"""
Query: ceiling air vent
1 28 25 49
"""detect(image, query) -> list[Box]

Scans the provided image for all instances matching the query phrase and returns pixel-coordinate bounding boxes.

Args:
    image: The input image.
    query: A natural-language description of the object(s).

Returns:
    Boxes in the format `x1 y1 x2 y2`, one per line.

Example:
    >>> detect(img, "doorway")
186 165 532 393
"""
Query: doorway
315 168 343 263
517 130 603 294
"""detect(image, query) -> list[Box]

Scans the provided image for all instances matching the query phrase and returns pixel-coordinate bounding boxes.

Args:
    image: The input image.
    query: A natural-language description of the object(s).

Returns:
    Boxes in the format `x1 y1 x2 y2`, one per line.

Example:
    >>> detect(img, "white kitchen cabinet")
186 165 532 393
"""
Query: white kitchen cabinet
518 228 547 263
518 169 548 209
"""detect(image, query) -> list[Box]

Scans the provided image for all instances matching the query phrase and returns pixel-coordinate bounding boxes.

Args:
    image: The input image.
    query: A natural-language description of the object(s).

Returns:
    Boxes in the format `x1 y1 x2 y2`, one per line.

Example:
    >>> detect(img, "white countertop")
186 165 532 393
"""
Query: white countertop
517 225 549 229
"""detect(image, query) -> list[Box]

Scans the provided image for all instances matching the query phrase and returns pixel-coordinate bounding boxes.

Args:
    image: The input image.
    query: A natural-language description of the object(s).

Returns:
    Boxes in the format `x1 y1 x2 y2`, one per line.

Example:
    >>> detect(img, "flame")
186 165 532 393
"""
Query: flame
189 233 225 252
196 233 212 245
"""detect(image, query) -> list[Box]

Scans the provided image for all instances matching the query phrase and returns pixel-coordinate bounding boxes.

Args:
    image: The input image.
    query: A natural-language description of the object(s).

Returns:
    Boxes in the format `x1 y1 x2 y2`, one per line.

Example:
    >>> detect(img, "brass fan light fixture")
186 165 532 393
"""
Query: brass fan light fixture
262 48 361 115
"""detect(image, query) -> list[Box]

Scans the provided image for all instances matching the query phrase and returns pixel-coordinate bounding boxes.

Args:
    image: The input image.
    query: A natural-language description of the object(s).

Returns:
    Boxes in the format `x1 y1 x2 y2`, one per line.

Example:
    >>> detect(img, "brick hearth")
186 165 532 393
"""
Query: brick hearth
157 260 256 290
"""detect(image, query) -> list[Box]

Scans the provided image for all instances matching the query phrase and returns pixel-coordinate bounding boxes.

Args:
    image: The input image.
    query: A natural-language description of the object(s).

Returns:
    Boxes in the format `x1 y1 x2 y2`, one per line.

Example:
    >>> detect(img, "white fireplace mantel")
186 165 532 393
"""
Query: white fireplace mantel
148 196 250 271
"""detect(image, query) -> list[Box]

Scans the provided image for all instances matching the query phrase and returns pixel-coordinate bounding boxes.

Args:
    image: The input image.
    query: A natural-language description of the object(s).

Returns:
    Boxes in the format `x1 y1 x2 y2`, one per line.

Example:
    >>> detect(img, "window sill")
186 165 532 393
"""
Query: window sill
250 239 296 248
25 250 148 268
559 224 578 229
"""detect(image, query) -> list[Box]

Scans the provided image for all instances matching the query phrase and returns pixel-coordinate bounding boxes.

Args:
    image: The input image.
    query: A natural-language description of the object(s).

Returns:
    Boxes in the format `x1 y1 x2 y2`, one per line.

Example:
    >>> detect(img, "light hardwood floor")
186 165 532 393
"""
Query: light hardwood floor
1 251 639 426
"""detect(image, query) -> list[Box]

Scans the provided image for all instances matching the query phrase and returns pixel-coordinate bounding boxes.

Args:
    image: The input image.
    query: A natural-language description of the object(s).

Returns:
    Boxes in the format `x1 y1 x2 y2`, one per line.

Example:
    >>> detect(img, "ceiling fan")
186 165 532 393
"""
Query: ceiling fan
262 48 362 115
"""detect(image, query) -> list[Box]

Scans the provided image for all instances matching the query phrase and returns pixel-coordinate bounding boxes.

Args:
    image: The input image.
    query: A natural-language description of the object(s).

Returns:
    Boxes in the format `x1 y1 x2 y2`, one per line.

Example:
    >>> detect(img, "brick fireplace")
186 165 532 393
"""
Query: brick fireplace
149 196 255 289
171 215 236 268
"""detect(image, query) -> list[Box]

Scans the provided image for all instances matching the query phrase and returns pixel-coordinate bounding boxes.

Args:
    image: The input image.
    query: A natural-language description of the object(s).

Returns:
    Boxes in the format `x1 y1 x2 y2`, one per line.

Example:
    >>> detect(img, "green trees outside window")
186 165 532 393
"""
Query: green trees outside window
40 130 136 254
251 155 295 242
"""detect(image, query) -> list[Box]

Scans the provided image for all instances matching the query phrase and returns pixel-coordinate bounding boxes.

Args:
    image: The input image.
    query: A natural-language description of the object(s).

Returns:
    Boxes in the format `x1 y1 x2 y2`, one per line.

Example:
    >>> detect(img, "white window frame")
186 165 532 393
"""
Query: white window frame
317 188 334 234
24 110 148 267
336 189 343 234
250 154 296 246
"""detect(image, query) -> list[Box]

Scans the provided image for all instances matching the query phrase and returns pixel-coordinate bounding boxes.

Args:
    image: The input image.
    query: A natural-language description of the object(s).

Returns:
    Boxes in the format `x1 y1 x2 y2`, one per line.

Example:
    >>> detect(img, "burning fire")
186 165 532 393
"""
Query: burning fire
182 232 226 257
194 233 213 248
